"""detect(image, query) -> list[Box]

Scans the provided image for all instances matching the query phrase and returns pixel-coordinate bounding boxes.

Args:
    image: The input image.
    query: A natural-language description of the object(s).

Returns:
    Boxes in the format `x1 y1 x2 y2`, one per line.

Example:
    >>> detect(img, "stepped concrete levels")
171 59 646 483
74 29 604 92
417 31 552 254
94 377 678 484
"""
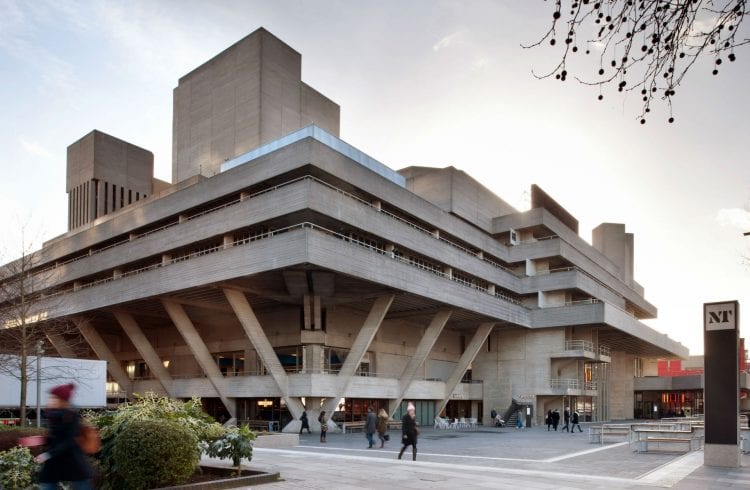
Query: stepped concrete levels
0 28 687 430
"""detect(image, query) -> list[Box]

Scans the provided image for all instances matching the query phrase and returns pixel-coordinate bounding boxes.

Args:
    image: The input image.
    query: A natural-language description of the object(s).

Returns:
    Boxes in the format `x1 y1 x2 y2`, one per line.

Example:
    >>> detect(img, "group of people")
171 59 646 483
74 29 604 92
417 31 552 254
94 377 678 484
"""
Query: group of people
298 402 420 460
545 408 584 433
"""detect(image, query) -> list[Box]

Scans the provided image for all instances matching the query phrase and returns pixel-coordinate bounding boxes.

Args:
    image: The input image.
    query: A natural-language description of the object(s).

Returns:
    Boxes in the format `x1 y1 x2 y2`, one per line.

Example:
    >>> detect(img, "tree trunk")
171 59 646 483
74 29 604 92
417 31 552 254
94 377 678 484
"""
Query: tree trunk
19 338 28 426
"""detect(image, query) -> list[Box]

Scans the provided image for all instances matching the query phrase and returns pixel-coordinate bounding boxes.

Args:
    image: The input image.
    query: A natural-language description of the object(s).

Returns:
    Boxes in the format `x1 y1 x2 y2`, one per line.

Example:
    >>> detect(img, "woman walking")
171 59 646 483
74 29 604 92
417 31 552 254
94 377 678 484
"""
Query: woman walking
398 402 418 461
376 408 389 448
23 383 93 489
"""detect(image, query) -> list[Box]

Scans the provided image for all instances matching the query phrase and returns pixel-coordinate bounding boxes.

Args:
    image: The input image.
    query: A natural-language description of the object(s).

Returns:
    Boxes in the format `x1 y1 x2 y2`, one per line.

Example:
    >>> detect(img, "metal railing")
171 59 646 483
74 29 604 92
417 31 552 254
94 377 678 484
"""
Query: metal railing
564 340 595 353
563 340 611 358
549 378 598 391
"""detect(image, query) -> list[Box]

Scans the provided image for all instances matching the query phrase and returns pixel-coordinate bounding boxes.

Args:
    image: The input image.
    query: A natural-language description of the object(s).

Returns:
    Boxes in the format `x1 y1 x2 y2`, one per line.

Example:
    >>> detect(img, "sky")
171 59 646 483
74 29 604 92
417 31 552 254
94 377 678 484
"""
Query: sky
1 0 748 355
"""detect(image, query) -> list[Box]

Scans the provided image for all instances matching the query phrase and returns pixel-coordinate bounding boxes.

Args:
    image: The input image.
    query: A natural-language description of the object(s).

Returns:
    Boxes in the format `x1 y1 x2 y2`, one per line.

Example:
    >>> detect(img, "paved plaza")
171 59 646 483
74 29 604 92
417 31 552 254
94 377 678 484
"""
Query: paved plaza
222 425 750 489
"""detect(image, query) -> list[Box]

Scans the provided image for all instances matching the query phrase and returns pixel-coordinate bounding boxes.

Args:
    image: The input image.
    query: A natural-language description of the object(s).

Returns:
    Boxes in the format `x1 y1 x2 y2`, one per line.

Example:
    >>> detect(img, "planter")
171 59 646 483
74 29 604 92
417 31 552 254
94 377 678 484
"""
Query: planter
157 465 279 489
252 432 299 448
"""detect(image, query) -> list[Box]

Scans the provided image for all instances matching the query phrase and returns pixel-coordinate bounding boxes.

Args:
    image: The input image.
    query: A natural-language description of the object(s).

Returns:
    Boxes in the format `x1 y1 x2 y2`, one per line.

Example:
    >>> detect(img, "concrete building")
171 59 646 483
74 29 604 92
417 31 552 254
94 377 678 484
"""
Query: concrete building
0 28 688 430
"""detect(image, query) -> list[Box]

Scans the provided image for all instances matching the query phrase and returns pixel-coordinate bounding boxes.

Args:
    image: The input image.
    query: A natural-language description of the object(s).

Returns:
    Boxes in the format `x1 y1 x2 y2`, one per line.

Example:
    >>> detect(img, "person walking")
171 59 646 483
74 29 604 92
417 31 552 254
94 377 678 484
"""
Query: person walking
551 409 560 431
562 407 570 432
546 409 553 431
515 410 524 430
366 406 378 448
23 383 93 490
571 410 583 433
299 410 311 434
318 411 328 443
376 408 389 448
490 408 498 426
398 403 418 461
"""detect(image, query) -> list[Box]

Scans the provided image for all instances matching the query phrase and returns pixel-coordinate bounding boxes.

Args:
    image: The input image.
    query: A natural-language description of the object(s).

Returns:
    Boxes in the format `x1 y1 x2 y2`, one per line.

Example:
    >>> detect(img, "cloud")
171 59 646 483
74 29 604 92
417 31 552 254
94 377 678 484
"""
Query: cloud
433 31 463 51
19 137 53 159
716 207 750 231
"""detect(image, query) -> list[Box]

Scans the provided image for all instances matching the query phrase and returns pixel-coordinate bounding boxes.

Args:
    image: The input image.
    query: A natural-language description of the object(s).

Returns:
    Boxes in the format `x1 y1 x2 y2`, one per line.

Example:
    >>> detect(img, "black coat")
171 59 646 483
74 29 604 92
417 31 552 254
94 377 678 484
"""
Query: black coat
401 413 418 446
38 408 92 483
551 411 560 424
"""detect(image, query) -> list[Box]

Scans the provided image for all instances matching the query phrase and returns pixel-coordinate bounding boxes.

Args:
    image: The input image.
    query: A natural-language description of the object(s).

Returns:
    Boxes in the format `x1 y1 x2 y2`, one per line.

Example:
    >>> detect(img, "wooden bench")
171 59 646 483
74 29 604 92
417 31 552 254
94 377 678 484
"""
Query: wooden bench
341 420 402 434
341 421 366 433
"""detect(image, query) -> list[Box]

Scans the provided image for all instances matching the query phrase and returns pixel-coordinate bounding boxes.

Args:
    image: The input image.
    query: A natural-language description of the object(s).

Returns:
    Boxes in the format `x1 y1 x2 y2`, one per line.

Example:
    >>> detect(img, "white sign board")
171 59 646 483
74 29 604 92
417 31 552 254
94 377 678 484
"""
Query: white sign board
705 302 738 331
0 356 107 408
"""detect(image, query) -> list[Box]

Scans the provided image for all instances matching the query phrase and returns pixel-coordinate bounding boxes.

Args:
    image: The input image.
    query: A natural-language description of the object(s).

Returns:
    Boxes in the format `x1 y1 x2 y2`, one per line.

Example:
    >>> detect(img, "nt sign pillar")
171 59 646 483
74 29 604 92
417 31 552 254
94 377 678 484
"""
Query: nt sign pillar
704 300 740 467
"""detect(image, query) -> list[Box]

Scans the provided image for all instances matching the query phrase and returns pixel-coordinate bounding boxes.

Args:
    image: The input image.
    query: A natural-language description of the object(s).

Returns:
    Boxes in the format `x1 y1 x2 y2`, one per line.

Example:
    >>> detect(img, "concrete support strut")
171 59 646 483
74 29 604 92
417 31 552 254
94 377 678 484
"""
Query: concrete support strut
389 309 452 416
436 322 494 416
74 318 132 396
46 332 76 358
161 300 236 418
113 310 174 396
222 288 305 419
322 294 395 416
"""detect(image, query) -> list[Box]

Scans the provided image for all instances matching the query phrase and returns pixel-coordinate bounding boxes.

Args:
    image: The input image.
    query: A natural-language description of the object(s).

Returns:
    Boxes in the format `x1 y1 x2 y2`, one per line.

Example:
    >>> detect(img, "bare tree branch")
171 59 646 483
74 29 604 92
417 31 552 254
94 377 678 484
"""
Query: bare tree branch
525 0 748 123
0 228 89 424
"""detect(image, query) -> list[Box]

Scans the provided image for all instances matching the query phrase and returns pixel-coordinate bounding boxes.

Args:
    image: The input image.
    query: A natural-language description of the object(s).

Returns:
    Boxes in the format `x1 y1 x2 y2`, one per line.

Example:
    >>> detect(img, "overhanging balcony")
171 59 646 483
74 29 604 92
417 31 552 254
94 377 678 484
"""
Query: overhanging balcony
551 340 611 362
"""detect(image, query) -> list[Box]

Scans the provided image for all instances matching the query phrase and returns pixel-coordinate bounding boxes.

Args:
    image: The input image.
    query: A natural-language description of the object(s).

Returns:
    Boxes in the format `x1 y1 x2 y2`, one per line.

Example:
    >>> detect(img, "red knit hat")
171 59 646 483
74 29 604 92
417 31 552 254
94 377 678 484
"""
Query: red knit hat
50 383 75 402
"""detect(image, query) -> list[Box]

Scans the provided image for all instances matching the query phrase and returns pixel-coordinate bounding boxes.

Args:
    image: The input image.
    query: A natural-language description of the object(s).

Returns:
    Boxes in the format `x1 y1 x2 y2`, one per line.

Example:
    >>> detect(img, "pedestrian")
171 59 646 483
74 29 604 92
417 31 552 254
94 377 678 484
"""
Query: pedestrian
366 406 377 448
571 411 583 433
376 408 389 448
515 411 524 430
398 402 418 461
552 408 560 431
21 383 93 489
318 411 328 443
490 408 498 426
546 409 553 431
562 407 570 432
299 410 311 434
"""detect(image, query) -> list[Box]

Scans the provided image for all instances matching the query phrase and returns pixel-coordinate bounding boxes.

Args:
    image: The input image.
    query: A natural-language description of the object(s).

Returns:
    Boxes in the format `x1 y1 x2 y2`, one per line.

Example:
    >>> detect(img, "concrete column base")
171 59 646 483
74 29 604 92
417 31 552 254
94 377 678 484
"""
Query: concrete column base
704 443 740 467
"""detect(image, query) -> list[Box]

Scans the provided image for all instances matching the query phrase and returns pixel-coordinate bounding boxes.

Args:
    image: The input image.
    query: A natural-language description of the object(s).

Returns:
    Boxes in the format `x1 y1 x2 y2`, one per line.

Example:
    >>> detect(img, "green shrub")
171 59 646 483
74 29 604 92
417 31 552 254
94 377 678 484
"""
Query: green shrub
0 446 37 490
90 394 226 489
92 394 222 443
204 426 256 474
112 418 199 490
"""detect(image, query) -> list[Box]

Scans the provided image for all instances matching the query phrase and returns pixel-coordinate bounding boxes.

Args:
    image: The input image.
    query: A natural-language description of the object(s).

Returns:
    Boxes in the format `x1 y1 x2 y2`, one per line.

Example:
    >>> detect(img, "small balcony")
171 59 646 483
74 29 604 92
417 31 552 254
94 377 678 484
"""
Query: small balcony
551 340 611 362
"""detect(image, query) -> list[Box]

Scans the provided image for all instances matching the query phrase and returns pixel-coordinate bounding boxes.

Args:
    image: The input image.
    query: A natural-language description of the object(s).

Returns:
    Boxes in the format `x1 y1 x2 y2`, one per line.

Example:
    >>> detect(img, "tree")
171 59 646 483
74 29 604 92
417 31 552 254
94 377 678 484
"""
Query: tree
526 0 748 123
0 229 86 425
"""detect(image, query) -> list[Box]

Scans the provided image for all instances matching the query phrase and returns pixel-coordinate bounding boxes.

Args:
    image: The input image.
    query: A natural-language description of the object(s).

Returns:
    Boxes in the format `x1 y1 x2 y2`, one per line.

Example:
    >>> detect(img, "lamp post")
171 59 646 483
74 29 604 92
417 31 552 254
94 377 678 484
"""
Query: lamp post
36 340 44 428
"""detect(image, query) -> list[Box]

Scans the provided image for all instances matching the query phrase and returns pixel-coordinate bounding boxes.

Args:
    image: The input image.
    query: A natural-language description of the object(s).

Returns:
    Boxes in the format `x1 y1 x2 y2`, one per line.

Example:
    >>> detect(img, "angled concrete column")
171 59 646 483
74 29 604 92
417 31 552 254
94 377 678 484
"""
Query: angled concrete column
322 295 395 415
435 322 494 416
46 332 77 358
389 310 451 415
222 288 305 418
162 300 236 418
74 318 132 396
113 311 174 396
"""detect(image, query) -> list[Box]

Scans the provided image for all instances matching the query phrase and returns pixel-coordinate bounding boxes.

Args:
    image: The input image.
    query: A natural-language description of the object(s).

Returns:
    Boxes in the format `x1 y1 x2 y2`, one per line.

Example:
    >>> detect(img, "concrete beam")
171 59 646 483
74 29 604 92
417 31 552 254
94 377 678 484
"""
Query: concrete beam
74 318 132 396
389 310 451 416
222 288 305 418
161 300 236 418
322 294 394 415
436 322 494 415
113 311 174 396
46 332 77 358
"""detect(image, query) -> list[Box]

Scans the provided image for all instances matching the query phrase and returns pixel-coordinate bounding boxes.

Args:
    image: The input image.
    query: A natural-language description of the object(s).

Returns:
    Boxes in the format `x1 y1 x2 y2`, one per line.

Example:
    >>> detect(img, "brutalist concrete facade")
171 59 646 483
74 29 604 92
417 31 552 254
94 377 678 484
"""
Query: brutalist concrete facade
1 28 688 430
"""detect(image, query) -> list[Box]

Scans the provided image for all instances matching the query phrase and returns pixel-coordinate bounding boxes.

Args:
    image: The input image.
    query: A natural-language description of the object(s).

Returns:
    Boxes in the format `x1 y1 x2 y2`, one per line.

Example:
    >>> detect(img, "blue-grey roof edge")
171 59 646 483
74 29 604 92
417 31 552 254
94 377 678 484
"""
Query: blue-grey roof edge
220 125 406 187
